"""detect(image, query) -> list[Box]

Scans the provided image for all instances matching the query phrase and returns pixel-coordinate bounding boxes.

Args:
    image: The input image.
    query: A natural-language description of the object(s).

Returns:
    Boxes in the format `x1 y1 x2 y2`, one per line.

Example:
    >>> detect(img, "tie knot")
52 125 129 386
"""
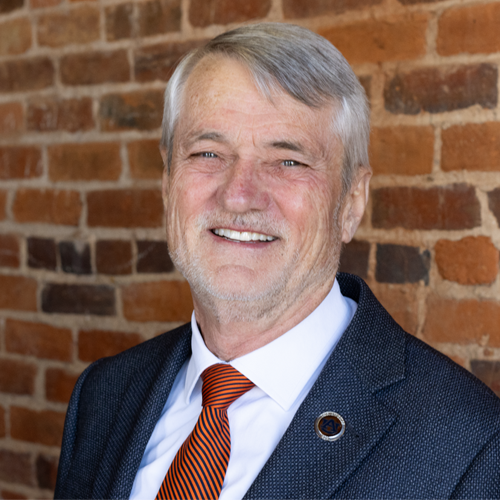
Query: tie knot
201 363 254 410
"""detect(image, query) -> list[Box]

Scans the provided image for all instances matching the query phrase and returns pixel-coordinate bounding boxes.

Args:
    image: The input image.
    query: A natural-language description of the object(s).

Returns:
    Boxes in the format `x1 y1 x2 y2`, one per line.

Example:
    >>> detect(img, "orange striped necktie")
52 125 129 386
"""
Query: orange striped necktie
156 363 255 500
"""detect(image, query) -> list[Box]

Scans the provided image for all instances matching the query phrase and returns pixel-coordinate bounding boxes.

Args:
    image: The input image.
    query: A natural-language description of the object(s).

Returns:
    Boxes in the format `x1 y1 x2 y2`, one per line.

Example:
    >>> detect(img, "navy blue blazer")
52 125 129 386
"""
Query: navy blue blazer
55 273 500 499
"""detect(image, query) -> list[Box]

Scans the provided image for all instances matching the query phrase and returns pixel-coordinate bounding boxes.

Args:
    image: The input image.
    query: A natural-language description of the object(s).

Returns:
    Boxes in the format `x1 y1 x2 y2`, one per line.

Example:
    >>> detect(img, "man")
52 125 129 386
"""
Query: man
55 23 500 499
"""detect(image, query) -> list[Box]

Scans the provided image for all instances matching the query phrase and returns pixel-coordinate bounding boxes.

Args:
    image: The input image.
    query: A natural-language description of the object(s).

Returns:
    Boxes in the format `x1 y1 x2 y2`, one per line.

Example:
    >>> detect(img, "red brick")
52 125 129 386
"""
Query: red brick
37 6 100 47
48 143 121 182
87 189 163 228
438 3 500 56
338 239 369 279
122 280 193 322
138 0 181 36
320 14 427 64
137 240 173 273
0 449 35 486
128 139 163 179
27 237 56 270
27 97 93 132
0 234 20 268
10 407 65 446
0 0 24 13
435 236 499 285
0 57 54 93
370 126 433 176
99 90 163 131
398 0 441 4
0 275 37 312
60 50 130 86
0 359 36 395
376 244 429 284
106 3 133 41
372 184 480 230
36 454 58 490
424 297 500 347
0 490 28 500
0 146 42 180
0 18 32 56
384 64 497 114
189 0 269 27
5 319 72 361
78 329 142 362
0 191 6 220
0 103 23 135
284 0 380 18
371 284 418 333
45 368 79 403
13 188 81 225
96 240 133 275
0 407 5 437
442 122 500 172
31 0 60 6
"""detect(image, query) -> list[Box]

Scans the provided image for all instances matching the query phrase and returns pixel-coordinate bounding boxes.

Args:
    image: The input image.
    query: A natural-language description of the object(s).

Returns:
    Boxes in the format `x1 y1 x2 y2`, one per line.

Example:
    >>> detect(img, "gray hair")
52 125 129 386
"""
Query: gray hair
161 23 370 195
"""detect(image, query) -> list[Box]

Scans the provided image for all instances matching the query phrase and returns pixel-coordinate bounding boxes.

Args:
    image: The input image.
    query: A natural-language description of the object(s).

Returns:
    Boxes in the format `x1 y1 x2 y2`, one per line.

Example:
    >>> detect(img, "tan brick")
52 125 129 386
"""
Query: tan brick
0 275 37 312
37 6 100 47
284 0 380 18
0 103 23 135
0 57 54 92
138 0 181 36
424 297 500 347
5 319 73 361
10 407 65 446
0 358 36 395
78 329 142 362
0 234 20 268
189 0 269 28
0 18 32 56
128 139 163 179
438 3 500 56
122 280 193 322
45 368 79 403
370 126 433 176
0 146 42 180
320 14 427 64
435 236 499 285
442 122 500 172
48 142 121 182
13 188 81 225
0 191 6 220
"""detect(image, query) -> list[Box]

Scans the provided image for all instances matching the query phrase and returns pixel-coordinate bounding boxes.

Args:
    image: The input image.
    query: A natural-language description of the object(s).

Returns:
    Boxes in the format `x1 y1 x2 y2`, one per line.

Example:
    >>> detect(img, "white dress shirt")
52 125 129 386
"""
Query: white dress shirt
130 279 357 499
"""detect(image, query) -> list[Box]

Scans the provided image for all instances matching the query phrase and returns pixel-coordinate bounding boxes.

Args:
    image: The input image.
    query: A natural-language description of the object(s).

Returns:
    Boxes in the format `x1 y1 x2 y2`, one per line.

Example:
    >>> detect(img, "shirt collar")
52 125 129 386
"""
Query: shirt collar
184 279 355 411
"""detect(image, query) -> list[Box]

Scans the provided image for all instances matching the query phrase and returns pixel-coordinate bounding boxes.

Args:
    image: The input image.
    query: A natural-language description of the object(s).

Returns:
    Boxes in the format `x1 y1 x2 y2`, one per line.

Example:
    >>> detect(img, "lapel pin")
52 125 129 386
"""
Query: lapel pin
315 411 345 441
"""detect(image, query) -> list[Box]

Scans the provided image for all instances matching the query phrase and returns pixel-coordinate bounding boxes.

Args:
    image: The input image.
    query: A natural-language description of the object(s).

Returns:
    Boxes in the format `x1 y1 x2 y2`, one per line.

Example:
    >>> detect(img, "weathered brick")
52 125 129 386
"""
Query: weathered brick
438 3 500 56
370 126 433 176
128 139 163 179
384 64 498 114
0 407 5 437
372 184 481 230
0 0 23 13
488 188 500 226
284 0 380 18
87 189 163 228
59 241 91 275
0 489 28 500
470 360 500 397
138 0 181 36
37 6 100 47
338 239 369 279
27 237 56 270
27 97 93 132
137 240 173 273
0 146 42 180
45 368 79 403
96 240 133 275
435 236 499 285
0 19 31 59
0 449 34 486
376 244 430 284
0 57 54 93
99 90 163 131
122 280 193 322
0 359 36 395
0 275 37 311
0 191 6 220
31 0 60 7
189 0 269 27
0 102 23 135
0 234 20 268
320 14 427 64
134 41 205 83
13 188 81 225
60 50 130 86
5 319 72 361
10 407 65 446
424 297 500 346
442 122 500 172
78 329 142 362
106 3 133 41
36 454 58 490
371 284 418 333
48 142 121 181
42 284 115 316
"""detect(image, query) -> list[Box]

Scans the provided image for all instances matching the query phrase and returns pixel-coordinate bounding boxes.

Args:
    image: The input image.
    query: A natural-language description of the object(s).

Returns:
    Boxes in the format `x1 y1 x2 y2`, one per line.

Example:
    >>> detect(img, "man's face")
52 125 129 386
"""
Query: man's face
164 57 354 320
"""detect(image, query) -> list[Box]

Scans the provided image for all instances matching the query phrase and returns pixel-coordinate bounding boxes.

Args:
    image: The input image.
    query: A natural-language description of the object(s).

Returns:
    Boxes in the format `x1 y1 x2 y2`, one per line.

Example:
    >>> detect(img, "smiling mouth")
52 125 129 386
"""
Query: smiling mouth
212 228 277 242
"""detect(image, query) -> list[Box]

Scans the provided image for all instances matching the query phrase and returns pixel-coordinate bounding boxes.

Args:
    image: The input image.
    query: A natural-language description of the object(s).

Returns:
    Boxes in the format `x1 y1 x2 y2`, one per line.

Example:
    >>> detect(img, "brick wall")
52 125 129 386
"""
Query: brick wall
0 0 499 496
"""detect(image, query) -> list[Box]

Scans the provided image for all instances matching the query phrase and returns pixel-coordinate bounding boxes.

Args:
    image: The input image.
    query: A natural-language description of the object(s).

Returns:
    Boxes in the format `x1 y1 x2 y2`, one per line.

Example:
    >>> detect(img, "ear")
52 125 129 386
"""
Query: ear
340 166 372 244
160 146 169 210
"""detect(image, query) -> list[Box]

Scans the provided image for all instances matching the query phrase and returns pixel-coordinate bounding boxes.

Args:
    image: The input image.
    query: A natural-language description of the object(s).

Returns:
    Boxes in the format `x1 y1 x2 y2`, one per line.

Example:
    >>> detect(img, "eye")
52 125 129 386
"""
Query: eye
282 159 301 167
200 152 217 158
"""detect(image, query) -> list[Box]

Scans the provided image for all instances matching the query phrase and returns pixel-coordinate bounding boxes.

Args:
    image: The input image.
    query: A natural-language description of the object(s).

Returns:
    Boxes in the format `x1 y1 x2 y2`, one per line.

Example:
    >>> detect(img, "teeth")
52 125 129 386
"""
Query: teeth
213 228 276 242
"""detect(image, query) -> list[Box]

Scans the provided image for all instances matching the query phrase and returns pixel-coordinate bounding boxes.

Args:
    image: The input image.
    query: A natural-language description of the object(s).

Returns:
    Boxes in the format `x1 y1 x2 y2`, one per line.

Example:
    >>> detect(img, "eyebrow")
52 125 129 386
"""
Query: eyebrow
186 131 226 147
267 140 306 154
